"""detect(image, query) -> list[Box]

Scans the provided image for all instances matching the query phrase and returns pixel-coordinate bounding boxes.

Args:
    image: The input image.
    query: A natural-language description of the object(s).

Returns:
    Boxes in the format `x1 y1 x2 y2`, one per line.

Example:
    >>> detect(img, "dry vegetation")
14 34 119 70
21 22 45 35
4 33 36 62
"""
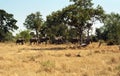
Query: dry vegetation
0 42 120 76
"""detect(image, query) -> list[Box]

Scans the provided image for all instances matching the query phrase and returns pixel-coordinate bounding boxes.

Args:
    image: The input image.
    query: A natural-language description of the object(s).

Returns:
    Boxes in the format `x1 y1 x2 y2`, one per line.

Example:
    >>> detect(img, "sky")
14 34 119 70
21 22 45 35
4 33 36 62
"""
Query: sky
0 0 120 35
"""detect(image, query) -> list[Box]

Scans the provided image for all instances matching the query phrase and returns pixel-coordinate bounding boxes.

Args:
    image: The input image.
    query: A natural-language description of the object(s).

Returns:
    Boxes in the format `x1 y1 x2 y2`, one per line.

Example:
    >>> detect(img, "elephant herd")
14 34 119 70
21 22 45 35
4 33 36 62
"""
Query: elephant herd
16 37 90 46
16 37 49 45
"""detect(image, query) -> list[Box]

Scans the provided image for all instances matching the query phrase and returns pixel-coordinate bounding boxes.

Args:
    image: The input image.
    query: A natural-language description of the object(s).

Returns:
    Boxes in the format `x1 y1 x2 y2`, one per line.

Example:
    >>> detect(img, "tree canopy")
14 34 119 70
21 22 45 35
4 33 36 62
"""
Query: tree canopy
2 0 120 45
0 9 18 41
45 0 105 44
24 12 43 38
16 30 31 42
96 13 120 45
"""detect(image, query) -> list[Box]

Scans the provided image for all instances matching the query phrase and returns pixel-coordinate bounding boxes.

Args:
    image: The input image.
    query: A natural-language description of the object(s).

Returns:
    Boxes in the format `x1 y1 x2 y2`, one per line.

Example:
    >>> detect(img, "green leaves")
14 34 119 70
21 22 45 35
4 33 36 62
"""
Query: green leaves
96 13 120 44
16 30 31 42
45 0 105 44
0 9 18 31
24 12 43 38
0 9 18 41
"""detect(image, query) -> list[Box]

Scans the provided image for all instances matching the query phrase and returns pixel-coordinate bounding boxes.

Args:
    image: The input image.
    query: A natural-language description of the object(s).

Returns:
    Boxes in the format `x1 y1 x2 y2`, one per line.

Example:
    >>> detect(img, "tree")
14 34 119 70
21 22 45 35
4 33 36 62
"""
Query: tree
98 13 120 45
4 32 14 41
46 11 68 43
24 12 43 38
95 27 108 41
45 0 105 44
0 9 18 41
60 0 105 44
67 27 79 40
18 30 31 42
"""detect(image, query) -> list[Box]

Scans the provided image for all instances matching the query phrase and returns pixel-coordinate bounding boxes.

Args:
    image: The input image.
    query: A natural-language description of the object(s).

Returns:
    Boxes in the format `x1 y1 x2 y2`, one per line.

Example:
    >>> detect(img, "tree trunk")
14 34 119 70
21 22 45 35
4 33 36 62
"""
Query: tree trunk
78 29 83 45
87 29 90 44
35 29 39 38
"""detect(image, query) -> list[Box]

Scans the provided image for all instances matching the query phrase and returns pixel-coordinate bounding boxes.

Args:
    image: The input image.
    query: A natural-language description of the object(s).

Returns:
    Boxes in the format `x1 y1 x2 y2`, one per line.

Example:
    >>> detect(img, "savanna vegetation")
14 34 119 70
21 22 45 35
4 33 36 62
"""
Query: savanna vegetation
0 0 120 45
0 0 120 76
0 42 120 76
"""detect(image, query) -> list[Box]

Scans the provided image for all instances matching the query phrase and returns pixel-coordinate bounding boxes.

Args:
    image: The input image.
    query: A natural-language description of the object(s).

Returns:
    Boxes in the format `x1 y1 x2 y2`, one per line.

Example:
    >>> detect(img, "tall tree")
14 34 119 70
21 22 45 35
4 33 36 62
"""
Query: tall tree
46 11 68 40
99 13 120 44
0 9 18 41
60 0 105 44
45 0 104 44
24 12 43 38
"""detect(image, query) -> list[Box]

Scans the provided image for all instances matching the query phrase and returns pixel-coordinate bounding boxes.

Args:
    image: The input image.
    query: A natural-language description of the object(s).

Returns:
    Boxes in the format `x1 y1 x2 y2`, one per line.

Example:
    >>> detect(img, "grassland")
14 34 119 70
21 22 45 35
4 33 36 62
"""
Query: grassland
0 42 120 76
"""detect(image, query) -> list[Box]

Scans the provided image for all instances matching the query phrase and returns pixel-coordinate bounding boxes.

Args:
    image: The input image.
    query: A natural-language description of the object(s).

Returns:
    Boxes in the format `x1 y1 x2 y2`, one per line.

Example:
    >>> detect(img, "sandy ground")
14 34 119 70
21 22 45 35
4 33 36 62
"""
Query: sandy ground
0 42 120 76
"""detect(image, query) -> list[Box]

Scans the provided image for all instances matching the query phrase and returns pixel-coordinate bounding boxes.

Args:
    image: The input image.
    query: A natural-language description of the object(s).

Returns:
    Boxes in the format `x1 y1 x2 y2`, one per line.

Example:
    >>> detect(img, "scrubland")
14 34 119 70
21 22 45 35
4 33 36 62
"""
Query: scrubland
0 42 120 76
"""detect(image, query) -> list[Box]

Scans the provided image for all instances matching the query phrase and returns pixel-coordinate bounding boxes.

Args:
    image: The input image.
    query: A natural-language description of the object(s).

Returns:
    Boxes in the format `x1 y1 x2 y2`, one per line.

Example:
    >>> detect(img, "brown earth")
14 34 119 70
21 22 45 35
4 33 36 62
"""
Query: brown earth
0 42 120 76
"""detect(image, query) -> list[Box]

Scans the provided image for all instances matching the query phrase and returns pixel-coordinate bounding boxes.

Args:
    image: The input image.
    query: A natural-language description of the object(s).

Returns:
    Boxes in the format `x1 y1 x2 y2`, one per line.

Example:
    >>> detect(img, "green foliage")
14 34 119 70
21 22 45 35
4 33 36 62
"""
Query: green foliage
4 32 14 41
39 22 49 37
50 24 67 37
96 13 120 45
90 35 98 42
24 12 43 38
105 13 120 44
67 27 78 40
46 11 69 42
46 0 104 44
95 27 108 41
16 30 31 42
0 9 18 42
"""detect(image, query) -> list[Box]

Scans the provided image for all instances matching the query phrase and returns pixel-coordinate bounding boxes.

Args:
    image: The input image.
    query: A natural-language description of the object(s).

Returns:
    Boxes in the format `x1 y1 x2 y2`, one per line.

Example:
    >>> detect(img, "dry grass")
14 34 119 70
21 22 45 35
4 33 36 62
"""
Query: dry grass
0 42 120 76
